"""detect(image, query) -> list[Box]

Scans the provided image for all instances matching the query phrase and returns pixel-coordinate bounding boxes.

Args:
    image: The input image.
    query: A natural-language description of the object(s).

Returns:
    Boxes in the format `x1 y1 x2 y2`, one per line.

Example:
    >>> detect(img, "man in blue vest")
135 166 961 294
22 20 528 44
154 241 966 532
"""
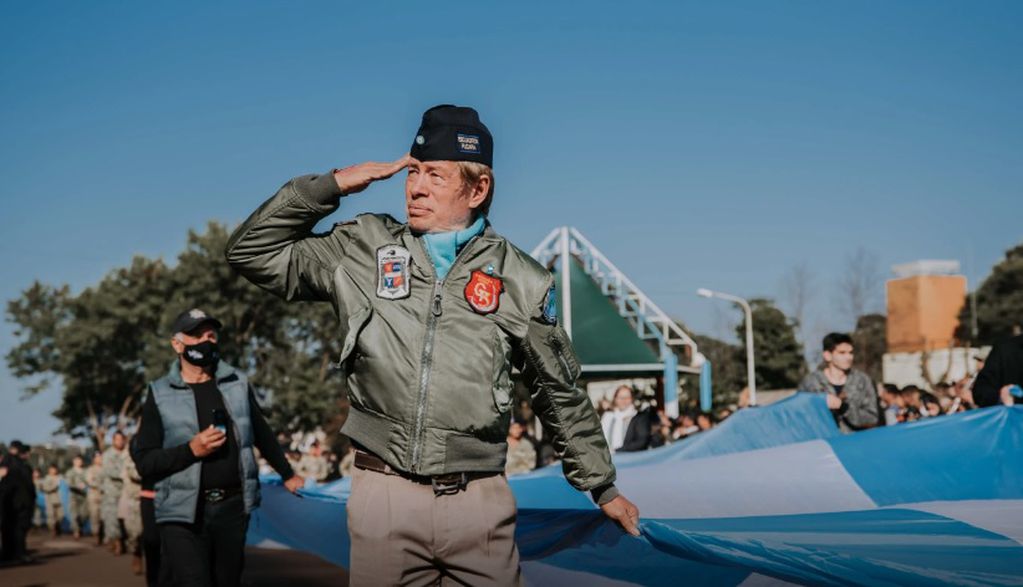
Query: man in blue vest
133 309 303 587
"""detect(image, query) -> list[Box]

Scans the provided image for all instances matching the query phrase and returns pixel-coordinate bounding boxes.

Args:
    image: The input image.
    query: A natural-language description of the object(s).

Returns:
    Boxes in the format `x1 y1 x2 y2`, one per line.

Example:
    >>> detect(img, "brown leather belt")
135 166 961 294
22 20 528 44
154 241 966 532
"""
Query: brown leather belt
353 450 498 495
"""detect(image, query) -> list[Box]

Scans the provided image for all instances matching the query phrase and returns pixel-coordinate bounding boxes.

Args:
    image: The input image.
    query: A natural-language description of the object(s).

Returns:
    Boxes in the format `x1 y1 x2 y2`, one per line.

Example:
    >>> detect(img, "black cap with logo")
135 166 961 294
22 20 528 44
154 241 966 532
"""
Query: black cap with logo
170 308 223 336
409 105 493 168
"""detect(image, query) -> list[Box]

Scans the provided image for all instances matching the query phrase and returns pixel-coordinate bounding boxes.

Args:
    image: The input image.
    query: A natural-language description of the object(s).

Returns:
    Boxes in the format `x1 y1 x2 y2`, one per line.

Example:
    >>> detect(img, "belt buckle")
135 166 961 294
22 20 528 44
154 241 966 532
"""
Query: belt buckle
431 473 468 496
206 489 225 503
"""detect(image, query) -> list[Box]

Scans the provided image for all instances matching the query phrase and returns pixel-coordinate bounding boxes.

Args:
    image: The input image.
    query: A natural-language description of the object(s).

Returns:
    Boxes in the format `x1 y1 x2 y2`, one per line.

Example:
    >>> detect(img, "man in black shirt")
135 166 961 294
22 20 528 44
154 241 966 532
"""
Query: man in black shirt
0 441 36 565
973 334 1023 407
133 309 303 587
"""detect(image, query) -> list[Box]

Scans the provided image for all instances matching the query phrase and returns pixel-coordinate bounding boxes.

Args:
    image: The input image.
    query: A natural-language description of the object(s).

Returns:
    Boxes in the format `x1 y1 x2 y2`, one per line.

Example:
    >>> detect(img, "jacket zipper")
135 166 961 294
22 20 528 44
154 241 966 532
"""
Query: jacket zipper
408 233 482 473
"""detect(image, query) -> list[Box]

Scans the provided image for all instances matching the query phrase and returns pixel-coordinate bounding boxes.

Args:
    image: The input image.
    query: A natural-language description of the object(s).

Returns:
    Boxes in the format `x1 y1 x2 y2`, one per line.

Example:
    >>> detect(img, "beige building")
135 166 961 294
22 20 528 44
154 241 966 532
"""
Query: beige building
886 260 967 353
883 260 976 388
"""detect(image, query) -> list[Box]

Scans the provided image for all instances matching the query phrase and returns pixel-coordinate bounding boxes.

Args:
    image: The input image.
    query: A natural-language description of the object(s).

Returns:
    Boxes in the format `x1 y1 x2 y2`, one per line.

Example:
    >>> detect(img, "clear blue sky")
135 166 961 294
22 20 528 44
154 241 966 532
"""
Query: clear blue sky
2 1 1021 443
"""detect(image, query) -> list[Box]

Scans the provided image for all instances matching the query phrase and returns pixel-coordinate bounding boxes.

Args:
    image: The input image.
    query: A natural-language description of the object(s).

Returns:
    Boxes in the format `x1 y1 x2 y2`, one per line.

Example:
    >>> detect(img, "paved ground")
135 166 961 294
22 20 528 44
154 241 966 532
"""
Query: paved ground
0 529 348 586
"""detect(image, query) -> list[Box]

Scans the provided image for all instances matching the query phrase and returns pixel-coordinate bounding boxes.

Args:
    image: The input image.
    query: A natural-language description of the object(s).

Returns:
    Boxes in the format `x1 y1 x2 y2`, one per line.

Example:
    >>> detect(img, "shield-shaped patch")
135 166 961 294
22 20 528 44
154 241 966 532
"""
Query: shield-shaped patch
464 270 503 315
376 245 411 300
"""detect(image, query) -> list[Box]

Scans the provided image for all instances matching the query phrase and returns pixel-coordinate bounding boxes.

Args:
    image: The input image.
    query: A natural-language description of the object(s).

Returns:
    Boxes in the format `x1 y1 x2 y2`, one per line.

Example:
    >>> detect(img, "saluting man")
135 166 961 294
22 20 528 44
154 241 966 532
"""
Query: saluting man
227 104 640 585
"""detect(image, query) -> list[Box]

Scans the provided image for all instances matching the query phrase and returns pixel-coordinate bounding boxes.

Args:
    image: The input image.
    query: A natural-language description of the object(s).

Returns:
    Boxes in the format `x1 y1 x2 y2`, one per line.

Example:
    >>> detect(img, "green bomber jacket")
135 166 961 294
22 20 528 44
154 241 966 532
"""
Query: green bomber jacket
225 172 617 500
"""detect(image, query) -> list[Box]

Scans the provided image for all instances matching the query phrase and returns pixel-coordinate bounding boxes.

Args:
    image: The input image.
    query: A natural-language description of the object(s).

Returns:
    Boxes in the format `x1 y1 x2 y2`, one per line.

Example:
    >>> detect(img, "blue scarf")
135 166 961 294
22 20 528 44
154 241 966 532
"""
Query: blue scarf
421 216 486 281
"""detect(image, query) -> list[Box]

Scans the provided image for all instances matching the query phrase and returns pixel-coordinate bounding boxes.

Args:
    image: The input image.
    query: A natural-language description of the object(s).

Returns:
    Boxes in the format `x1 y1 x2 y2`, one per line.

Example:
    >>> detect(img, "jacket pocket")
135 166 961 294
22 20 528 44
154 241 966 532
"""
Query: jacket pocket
548 327 581 382
492 329 513 413
336 306 372 369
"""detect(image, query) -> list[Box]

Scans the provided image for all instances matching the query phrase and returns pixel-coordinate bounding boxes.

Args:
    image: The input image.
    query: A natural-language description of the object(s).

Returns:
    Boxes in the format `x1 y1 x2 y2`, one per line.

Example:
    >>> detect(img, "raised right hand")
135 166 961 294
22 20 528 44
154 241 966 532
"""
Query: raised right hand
332 155 410 195
189 425 227 458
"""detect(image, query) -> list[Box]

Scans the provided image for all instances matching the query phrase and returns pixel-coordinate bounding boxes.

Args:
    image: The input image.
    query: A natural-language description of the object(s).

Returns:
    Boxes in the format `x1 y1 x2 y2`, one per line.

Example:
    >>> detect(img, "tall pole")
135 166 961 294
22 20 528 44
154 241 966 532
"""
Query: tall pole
560 227 573 339
739 297 756 407
697 288 757 407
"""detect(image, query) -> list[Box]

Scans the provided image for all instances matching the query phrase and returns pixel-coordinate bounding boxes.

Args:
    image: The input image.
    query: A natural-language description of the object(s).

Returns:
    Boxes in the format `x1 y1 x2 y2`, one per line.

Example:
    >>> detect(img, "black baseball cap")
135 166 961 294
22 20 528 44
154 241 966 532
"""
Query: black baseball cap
170 308 223 336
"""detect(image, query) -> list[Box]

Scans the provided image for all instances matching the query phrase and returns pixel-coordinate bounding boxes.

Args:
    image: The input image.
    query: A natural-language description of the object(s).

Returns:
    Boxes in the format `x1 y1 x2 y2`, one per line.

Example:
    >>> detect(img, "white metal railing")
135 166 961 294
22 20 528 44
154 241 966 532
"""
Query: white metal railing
530 227 699 374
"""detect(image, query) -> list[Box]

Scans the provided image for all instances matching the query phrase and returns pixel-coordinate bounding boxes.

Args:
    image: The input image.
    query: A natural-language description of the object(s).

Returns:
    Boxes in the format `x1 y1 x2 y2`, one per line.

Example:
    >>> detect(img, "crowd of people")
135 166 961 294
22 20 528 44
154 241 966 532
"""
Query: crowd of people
0 431 153 578
498 330 1021 475
268 432 355 483
499 385 728 478
2 325 1018 581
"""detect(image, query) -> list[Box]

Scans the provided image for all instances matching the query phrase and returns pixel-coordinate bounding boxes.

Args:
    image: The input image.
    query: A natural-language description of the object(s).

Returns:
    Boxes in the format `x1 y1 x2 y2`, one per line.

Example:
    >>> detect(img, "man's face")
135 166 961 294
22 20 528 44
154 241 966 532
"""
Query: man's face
405 158 487 233
93 454 102 466
824 343 855 371
112 433 126 451
73 456 83 468
170 324 218 355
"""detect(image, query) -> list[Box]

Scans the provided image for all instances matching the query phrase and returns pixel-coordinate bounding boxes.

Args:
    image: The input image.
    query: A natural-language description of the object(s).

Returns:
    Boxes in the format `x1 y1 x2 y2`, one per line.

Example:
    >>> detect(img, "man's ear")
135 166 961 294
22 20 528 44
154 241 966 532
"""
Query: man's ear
467 175 490 210
170 337 184 355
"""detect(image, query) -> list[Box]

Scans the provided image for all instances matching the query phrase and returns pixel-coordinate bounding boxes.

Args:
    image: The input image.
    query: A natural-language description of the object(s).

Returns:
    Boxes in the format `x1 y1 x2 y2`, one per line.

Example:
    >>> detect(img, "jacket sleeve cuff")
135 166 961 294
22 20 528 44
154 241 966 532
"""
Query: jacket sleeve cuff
591 483 620 506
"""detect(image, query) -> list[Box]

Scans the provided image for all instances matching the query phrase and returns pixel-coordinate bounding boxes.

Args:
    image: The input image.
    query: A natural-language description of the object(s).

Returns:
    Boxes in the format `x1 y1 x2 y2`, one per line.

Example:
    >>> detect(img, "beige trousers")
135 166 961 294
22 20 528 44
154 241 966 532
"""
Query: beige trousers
347 466 522 586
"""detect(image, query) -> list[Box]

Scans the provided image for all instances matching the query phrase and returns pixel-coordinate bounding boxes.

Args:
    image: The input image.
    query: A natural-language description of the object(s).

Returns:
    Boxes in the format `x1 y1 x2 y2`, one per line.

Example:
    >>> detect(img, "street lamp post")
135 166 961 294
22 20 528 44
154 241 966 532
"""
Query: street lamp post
697 288 757 407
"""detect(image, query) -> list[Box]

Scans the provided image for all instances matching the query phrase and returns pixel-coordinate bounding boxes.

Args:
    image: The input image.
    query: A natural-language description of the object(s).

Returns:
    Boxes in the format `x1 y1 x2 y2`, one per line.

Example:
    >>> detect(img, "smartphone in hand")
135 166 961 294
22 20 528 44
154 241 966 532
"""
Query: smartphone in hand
212 408 229 434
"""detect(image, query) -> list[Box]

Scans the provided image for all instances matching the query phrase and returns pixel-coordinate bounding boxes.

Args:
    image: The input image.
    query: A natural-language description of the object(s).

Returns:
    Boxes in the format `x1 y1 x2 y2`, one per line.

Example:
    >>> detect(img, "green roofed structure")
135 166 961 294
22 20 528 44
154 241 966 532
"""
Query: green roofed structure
551 258 661 370
531 227 701 417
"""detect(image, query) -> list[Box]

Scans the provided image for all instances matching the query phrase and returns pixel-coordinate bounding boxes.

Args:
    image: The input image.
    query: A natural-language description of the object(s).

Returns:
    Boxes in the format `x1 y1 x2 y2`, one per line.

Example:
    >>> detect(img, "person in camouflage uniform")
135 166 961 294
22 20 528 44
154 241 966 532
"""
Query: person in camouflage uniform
504 420 537 476
297 441 329 482
119 452 144 575
86 452 104 543
32 468 44 528
101 431 128 554
65 455 89 538
40 465 64 536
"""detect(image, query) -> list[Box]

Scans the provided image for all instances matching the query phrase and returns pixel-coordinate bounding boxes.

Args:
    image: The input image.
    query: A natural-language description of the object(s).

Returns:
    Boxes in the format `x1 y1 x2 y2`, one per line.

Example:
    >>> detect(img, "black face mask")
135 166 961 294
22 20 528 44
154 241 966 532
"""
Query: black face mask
181 340 220 368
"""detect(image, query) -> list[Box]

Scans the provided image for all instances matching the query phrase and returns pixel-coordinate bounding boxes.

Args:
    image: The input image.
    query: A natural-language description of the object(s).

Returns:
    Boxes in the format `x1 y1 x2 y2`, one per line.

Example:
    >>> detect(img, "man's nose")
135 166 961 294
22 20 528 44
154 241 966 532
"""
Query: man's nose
408 173 430 198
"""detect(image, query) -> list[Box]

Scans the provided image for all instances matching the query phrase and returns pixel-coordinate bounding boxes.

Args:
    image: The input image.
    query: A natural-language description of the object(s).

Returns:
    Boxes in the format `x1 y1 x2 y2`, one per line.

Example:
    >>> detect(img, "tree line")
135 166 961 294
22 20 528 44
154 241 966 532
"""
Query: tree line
6 223 343 450
6 221 1021 442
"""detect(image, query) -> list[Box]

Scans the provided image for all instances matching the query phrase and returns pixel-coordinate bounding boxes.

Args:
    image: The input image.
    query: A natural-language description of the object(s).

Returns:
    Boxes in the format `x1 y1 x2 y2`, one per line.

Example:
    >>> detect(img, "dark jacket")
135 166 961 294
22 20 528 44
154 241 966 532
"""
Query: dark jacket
617 409 653 452
133 361 294 523
0 455 35 524
973 335 1023 408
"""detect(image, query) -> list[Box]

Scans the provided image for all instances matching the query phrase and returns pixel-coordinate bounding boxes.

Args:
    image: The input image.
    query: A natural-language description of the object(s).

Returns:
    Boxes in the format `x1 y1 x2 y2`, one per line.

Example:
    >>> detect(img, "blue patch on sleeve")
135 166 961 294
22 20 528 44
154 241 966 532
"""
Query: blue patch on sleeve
542 285 558 325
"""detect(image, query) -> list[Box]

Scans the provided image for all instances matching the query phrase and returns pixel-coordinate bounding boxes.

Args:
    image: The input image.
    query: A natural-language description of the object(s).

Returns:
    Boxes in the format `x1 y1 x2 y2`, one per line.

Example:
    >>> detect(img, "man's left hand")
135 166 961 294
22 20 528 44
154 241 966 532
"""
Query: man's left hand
284 475 305 495
601 494 641 537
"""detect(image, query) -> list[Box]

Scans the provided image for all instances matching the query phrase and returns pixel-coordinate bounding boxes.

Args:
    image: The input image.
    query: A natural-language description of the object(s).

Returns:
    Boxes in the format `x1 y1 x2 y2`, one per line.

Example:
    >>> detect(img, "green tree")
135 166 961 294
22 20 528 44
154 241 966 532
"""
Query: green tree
737 298 806 390
689 333 746 409
956 242 1023 345
7 258 171 448
6 222 345 447
163 223 344 432
852 313 886 383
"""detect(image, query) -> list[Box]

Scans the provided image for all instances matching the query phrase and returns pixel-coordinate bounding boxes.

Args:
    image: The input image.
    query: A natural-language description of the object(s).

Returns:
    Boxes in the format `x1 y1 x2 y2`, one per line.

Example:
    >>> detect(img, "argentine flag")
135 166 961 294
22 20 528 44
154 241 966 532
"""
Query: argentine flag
250 393 1023 586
